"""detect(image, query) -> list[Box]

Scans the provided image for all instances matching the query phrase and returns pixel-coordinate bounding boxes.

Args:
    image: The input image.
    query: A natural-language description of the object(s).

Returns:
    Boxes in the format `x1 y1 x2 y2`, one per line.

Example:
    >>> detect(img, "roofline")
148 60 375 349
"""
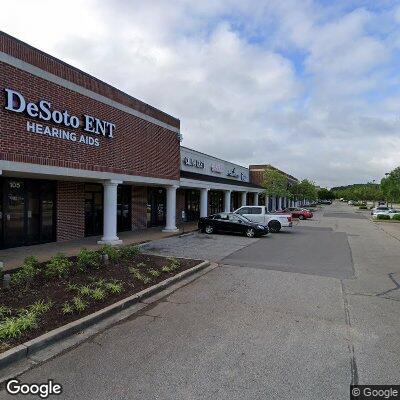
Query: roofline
0 30 180 127
181 146 248 170
249 164 299 182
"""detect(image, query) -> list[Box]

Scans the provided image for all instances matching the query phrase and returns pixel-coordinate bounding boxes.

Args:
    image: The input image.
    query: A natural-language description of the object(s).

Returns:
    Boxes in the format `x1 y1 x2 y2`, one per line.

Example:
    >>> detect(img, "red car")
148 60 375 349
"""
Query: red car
281 207 313 220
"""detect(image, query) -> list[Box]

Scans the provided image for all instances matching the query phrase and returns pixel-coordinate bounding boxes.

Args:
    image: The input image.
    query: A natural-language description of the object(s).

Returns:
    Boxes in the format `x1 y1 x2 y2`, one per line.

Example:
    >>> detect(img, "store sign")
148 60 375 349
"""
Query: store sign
183 156 205 169
226 167 239 178
211 163 223 174
3 88 116 147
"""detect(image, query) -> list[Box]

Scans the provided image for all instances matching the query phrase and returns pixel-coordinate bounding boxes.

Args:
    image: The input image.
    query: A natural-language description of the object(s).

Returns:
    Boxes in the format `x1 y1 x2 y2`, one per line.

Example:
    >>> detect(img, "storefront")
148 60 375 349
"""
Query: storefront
177 147 264 223
0 32 181 249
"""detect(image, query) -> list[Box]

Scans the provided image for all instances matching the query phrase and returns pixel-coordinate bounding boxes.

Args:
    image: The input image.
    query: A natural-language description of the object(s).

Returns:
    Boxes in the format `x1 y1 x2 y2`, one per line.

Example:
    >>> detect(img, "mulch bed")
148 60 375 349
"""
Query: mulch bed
0 251 201 353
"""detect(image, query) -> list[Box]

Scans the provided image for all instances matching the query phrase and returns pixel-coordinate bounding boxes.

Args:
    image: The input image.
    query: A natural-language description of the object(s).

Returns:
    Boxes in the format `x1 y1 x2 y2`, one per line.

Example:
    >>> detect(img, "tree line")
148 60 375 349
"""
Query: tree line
261 165 400 204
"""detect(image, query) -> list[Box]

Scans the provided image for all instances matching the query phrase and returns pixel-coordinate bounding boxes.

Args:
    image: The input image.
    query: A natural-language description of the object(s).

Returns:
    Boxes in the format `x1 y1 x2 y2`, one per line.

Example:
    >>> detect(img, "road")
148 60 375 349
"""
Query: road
1 202 400 399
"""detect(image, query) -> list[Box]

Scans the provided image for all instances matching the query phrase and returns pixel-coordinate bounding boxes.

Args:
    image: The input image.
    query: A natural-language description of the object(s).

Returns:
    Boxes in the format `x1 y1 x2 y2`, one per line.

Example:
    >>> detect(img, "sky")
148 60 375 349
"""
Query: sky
1 0 400 188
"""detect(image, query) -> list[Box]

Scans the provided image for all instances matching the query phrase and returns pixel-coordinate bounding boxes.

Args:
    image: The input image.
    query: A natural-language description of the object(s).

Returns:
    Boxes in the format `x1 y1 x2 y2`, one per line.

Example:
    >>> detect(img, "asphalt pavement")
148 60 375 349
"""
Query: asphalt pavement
2 202 400 399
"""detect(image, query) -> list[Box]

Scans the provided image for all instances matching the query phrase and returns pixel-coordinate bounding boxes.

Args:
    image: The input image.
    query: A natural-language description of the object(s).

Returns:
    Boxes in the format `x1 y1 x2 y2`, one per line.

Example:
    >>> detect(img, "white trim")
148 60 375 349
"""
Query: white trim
0 160 180 186
179 177 263 193
0 52 180 134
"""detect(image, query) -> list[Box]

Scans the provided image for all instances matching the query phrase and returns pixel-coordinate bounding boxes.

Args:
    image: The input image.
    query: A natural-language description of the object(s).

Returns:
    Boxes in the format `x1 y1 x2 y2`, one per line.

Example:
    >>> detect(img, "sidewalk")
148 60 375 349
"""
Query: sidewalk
1 222 198 271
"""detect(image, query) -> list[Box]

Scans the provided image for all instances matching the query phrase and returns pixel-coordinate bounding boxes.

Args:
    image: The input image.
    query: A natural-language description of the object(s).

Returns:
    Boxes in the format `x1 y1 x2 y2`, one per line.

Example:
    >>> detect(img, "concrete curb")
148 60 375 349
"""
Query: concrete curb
0 260 211 371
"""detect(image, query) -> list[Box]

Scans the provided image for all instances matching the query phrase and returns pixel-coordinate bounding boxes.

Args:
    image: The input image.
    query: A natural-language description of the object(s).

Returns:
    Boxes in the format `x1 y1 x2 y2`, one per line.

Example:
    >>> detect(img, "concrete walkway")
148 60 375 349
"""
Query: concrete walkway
1 222 198 271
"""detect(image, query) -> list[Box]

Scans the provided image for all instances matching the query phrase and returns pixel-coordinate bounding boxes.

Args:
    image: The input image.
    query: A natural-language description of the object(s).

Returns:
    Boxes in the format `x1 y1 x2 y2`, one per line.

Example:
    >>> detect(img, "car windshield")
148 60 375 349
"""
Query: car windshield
232 214 251 222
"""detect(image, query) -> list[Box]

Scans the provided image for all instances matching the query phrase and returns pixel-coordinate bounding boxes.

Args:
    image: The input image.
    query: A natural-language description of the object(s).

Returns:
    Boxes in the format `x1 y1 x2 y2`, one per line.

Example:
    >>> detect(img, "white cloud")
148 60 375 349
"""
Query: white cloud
1 0 399 187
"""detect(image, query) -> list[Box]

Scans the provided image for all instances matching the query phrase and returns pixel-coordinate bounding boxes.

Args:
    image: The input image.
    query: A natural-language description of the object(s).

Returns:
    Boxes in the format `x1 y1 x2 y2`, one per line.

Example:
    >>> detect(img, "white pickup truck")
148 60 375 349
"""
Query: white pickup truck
234 206 292 233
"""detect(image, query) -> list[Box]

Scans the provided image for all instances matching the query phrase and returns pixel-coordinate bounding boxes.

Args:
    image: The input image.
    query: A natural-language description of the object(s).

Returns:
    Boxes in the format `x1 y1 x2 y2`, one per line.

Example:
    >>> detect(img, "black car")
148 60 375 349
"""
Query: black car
198 212 269 238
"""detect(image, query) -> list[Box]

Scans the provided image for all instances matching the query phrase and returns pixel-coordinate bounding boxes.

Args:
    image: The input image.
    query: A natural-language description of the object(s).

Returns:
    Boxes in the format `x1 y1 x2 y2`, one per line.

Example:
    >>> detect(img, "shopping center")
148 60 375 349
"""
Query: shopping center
0 32 294 249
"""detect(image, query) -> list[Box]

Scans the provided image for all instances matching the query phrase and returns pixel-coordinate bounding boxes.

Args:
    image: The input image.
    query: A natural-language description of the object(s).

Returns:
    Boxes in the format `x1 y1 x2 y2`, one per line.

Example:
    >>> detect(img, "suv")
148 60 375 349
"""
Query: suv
234 206 292 233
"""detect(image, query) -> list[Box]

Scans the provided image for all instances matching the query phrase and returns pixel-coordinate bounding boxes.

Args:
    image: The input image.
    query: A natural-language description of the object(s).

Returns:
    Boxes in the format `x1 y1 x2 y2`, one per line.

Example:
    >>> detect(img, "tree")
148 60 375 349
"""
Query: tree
262 168 290 198
381 167 400 206
296 179 318 202
317 188 334 200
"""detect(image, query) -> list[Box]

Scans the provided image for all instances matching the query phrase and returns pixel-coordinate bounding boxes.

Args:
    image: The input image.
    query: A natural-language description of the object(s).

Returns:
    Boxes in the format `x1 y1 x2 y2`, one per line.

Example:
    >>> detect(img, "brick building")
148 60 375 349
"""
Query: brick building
0 32 265 249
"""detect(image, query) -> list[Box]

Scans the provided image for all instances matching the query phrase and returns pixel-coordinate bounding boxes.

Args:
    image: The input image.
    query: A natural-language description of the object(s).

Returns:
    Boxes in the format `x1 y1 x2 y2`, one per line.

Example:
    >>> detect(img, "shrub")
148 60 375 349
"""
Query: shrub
166 257 180 272
90 288 106 300
29 300 53 316
45 253 72 278
377 214 391 220
77 248 101 272
11 256 40 285
78 285 92 297
0 299 53 341
0 312 38 341
100 245 120 263
72 297 88 313
104 281 123 294
119 245 140 261
0 306 11 320
128 267 151 284
392 214 400 221
62 302 74 315
148 269 160 278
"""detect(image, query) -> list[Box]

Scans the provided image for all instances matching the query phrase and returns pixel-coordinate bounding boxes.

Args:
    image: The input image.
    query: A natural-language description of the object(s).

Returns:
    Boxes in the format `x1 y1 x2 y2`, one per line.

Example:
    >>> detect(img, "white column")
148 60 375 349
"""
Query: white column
224 190 231 212
200 188 208 218
265 195 270 211
241 191 247 207
163 185 179 232
98 180 122 245
254 192 259 206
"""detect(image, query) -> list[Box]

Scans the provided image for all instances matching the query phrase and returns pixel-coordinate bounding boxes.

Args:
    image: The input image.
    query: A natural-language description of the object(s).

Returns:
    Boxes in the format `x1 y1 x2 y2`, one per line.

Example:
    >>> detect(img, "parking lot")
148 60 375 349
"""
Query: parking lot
3 203 400 400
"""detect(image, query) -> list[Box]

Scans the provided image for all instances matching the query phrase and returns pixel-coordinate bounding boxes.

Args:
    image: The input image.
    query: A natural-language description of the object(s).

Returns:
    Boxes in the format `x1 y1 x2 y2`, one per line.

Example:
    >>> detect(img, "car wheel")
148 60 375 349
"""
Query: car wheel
205 225 214 234
245 228 255 238
299 215 305 220
268 220 281 233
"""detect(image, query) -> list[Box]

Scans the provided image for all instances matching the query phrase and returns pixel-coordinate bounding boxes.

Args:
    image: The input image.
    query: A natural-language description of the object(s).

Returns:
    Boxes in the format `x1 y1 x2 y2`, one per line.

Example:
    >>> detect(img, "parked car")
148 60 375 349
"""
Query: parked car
234 206 292 233
320 200 332 205
371 206 400 218
280 207 313 220
348 200 354 205
198 212 269 238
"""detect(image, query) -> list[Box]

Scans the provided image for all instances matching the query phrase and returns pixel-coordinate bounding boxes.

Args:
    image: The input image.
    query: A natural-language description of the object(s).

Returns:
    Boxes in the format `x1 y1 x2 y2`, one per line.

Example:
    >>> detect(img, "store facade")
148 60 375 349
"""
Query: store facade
0 32 181 249
177 147 264 224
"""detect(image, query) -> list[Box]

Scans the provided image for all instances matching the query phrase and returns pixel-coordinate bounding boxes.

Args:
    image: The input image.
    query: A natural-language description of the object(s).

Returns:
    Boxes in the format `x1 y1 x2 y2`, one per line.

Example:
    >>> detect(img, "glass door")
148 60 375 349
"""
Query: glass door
147 188 166 227
3 179 25 248
85 184 103 236
117 185 132 232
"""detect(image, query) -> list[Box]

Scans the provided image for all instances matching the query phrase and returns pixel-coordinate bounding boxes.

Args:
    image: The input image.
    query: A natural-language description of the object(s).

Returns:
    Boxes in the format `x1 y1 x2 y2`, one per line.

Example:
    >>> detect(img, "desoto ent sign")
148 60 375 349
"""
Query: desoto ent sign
3 88 116 147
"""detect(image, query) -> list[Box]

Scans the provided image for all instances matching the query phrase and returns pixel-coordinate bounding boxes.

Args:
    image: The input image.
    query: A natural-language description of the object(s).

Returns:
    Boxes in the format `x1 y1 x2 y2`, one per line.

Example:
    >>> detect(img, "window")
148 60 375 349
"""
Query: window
237 207 251 215
251 207 262 214
228 214 242 223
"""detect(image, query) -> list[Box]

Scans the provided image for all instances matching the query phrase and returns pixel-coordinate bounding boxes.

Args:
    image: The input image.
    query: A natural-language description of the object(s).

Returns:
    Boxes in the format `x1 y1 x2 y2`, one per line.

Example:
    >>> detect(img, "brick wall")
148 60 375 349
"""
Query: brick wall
249 170 264 186
0 33 180 181
0 32 179 129
132 186 147 230
56 181 85 241
176 188 186 224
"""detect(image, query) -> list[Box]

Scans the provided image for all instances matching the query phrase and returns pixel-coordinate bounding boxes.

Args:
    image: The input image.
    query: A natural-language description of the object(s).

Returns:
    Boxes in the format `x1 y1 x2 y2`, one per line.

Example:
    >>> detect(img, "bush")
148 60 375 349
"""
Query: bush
0 300 51 341
392 214 400 221
377 214 391 220
45 253 72 278
119 245 140 261
77 248 101 272
100 245 120 263
11 256 40 285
